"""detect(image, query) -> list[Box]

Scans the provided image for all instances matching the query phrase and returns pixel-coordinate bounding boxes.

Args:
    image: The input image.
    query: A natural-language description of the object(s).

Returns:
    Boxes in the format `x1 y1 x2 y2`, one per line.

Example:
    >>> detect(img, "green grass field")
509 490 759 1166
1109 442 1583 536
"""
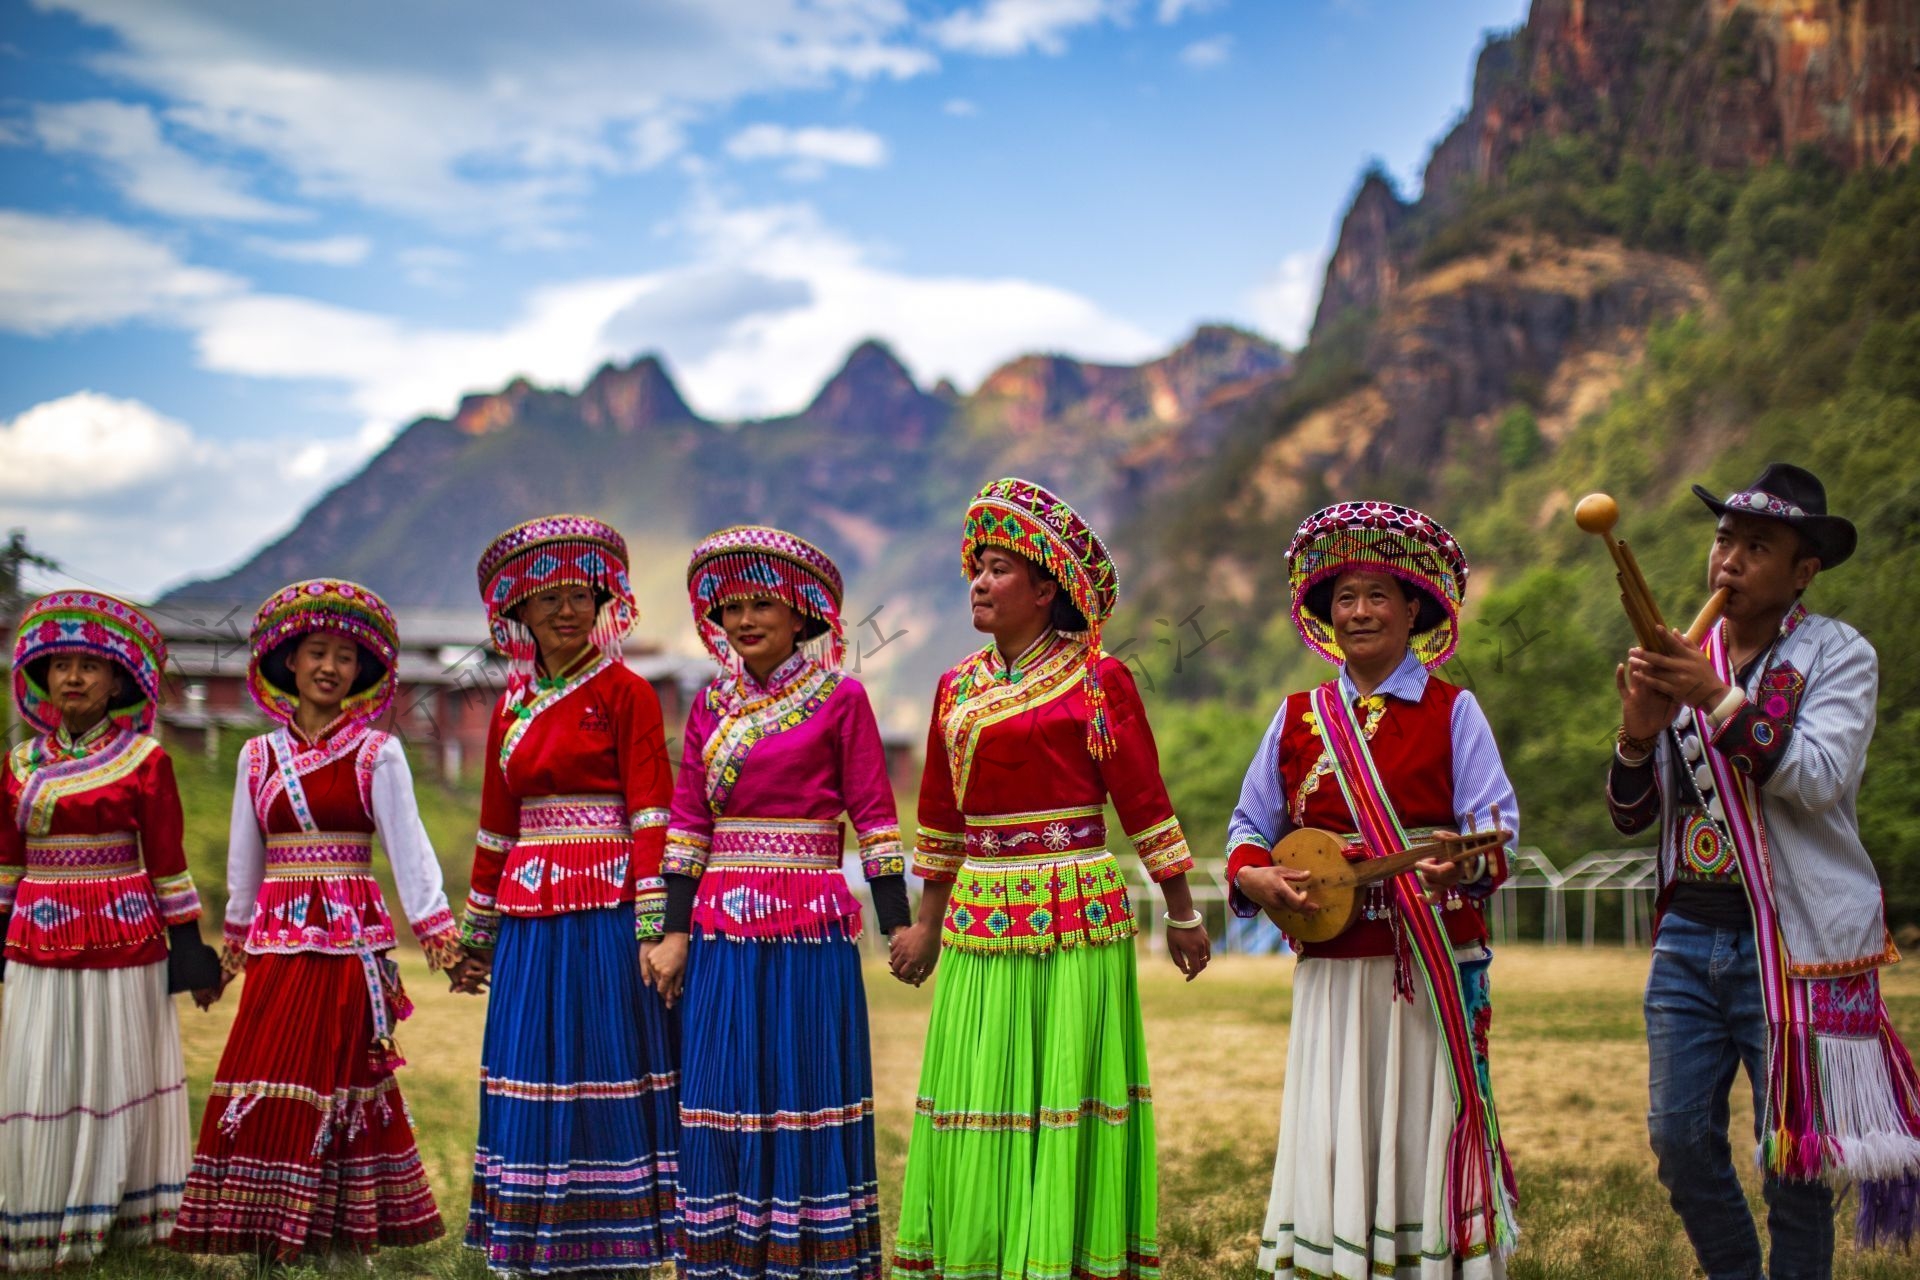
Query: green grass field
19 943 1919 1279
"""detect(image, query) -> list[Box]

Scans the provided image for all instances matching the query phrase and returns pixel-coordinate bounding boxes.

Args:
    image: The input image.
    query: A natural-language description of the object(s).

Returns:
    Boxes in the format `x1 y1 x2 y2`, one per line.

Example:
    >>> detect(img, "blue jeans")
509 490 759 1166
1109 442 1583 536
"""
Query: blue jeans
1645 914 1834 1280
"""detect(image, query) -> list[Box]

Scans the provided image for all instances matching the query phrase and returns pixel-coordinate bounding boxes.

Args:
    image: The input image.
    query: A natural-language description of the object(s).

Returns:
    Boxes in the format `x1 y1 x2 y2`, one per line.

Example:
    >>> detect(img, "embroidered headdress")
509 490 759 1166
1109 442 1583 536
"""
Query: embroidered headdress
11 591 168 735
1287 501 1468 670
686 525 846 671
961 477 1121 757
476 514 636 687
247 579 400 728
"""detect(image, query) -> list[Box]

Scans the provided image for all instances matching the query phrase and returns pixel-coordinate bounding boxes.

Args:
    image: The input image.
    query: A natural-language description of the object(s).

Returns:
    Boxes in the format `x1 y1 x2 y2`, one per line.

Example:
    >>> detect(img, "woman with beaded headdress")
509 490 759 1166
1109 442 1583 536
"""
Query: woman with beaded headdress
171 579 459 1260
0 591 220 1270
1225 502 1519 1280
647 525 910 1279
457 514 679 1277
889 477 1211 1280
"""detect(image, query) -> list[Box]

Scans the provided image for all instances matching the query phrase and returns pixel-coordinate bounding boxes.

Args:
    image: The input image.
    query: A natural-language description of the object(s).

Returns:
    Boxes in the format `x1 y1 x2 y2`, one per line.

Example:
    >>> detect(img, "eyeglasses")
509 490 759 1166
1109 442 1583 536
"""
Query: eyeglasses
523 589 597 618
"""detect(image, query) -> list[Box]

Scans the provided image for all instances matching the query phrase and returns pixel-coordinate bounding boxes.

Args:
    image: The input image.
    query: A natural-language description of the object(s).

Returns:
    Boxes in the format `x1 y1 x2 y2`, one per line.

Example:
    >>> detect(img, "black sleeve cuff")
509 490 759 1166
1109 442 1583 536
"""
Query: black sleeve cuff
870 874 911 935
1606 753 1659 835
165 921 221 993
663 874 698 935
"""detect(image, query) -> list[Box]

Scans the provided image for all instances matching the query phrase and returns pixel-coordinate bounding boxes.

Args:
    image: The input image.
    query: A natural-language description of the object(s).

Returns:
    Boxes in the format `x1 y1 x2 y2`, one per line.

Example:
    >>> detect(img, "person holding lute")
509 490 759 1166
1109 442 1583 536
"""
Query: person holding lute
1226 501 1520 1280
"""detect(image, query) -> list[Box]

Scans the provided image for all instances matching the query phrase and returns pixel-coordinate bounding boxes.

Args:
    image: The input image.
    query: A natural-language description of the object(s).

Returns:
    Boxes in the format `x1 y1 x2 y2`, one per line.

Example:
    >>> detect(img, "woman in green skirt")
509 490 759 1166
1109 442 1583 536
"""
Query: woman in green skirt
889 476 1211 1278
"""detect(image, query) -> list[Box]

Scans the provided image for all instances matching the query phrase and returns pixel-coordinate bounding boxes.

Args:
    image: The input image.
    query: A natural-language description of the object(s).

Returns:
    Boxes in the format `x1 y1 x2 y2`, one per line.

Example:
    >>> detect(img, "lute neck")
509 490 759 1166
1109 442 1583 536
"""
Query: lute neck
1347 830 1507 888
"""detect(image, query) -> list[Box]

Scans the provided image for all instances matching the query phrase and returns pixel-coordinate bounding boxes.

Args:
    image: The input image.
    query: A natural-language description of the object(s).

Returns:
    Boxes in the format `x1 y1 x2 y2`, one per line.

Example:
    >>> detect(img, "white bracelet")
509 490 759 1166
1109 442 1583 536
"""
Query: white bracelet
1163 911 1204 930
1708 685 1747 728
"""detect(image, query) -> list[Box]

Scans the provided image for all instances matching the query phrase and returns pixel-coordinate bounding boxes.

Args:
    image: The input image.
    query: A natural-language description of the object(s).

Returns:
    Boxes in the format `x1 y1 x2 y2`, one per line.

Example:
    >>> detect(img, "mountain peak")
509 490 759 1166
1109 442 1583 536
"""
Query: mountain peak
804 339 941 438
582 353 701 431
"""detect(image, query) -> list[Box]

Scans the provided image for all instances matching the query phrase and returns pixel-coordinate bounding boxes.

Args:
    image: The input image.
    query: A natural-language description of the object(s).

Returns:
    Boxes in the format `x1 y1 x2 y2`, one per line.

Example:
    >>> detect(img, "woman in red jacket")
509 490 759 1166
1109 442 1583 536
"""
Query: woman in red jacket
456 515 680 1277
0 591 220 1270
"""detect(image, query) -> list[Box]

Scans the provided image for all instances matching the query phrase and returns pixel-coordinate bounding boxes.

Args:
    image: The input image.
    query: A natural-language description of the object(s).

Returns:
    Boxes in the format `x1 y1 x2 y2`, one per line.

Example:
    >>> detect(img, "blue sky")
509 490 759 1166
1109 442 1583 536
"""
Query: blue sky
0 0 1529 597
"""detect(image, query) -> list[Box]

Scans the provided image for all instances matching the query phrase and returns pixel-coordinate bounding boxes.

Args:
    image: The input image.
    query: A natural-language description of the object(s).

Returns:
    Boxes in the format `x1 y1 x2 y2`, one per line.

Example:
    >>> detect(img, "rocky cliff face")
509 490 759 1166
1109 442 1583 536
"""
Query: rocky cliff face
1316 0 1920 339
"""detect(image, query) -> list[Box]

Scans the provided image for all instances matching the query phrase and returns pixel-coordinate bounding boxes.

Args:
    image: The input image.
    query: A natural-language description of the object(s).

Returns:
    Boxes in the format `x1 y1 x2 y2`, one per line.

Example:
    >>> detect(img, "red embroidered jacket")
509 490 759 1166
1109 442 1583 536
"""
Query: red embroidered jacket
913 634 1194 954
1 726 202 969
463 658 674 946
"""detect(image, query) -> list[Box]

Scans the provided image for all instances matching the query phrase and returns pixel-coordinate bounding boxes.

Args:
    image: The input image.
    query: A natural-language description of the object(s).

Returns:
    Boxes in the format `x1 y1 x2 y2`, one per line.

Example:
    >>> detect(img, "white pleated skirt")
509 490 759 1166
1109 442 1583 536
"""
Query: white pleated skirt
1255 949 1509 1280
0 960 190 1271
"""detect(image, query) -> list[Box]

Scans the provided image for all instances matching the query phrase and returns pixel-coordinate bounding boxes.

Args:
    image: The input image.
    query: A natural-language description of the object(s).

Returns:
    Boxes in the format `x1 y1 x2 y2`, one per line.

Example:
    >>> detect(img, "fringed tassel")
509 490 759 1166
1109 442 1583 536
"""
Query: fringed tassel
591 601 623 668
1083 625 1117 760
1444 1108 1501 1261
1858 1172 1920 1248
1391 908 1416 1002
502 620 537 698
1813 1030 1920 1180
687 866 865 941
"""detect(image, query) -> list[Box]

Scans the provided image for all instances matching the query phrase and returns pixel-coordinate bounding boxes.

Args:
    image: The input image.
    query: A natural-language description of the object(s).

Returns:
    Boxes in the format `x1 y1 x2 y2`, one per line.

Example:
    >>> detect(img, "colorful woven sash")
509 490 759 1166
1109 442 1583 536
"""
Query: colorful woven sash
1311 680 1516 1262
22 831 140 877
262 832 375 879
1695 627 1920 1244
963 807 1106 859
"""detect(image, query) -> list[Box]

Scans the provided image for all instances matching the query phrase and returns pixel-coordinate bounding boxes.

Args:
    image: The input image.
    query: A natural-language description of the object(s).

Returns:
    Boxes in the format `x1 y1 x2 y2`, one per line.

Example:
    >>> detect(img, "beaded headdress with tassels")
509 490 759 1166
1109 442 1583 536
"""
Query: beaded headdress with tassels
247 579 401 729
962 477 1121 758
11 591 169 736
476 514 636 692
1286 500 1469 671
686 525 846 673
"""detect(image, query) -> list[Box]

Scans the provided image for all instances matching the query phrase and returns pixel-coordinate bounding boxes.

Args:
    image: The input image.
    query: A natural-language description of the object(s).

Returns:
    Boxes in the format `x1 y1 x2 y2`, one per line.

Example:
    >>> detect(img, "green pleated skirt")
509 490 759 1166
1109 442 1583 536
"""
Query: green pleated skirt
892 940 1159 1280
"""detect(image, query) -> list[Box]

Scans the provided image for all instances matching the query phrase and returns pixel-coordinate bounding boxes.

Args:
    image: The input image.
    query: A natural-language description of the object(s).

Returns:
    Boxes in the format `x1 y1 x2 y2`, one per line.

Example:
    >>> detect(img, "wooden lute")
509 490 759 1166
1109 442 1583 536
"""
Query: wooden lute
1261 824 1512 943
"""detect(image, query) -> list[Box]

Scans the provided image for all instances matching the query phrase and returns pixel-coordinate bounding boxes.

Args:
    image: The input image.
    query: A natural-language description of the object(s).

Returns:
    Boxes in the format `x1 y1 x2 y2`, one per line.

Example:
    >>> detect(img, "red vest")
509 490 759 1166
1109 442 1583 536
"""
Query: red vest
1276 677 1487 959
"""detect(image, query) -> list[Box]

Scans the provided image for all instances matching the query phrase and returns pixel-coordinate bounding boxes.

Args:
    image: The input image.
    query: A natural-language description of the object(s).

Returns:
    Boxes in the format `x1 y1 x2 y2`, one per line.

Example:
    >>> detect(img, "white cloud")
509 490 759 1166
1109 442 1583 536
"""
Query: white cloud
943 97 979 117
243 233 370 265
725 123 888 180
1244 249 1323 348
3 189 1159 443
0 391 370 597
25 98 304 222
0 210 241 336
0 392 200 499
1178 34 1231 67
932 0 1131 56
35 0 935 237
1157 0 1224 22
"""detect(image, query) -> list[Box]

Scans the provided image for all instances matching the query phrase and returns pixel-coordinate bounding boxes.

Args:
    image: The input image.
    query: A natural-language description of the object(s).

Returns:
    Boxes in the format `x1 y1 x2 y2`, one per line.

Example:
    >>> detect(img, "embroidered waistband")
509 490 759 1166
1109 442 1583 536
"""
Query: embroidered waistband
964 806 1106 859
517 793 628 841
709 817 845 869
263 832 375 878
23 831 139 876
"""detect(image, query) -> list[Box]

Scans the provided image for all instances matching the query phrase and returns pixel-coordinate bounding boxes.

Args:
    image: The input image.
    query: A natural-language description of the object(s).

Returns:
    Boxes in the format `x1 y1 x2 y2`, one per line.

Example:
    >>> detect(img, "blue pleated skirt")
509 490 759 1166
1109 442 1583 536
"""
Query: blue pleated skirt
677 928 881 1279
465 908 680 1276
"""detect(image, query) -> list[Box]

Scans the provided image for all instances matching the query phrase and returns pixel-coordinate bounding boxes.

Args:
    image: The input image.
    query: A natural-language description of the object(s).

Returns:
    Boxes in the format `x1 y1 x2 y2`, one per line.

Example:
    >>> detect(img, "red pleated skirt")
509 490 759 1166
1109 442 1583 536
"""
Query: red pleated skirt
171 951 444 1258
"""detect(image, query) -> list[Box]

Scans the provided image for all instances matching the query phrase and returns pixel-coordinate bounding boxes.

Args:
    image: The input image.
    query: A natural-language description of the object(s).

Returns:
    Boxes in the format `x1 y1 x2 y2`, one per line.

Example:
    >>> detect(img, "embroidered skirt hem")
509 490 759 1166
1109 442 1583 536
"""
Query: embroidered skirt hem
465 908 681 1276
1254 952 1510 1280
0 960 189 1271
678 926 881 1279
892 941 1159 1280
172 951 443 1257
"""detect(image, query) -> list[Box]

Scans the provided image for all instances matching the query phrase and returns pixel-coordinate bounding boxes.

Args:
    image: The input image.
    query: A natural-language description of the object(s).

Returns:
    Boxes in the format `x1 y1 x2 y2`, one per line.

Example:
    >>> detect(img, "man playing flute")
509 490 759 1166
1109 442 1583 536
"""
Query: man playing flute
1608 462 1920 1276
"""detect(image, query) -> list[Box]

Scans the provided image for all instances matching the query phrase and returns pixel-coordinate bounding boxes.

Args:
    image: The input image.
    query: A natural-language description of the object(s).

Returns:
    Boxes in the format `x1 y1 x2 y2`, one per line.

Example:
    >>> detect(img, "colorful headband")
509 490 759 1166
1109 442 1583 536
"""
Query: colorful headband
476 514 635 685
1286 500 1469 670
247 579 400 728
11 591 168 735
961 477 1121 757
686 525 846 671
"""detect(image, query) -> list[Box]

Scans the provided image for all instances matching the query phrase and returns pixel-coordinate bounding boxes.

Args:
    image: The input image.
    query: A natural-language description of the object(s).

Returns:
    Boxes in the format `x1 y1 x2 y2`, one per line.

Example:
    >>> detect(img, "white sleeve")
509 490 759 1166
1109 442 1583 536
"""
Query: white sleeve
370 737 456 943
223 741 267 946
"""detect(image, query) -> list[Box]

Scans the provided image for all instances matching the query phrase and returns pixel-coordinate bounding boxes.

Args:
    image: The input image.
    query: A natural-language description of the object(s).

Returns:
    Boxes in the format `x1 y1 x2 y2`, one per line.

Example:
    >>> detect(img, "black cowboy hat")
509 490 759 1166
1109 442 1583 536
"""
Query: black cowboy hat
1692 462 1856 569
